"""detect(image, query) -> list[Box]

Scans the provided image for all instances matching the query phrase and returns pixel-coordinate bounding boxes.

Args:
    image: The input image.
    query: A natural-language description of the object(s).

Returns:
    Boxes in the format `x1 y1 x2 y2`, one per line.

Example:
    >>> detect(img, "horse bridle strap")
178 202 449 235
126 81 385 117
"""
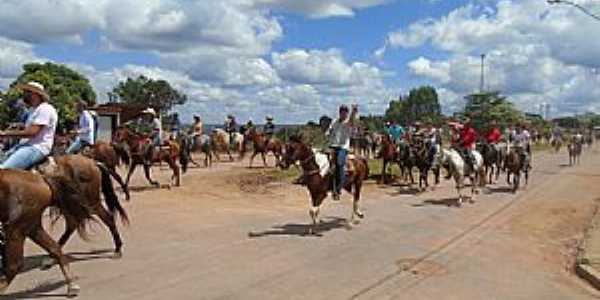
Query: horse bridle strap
299 153 320 176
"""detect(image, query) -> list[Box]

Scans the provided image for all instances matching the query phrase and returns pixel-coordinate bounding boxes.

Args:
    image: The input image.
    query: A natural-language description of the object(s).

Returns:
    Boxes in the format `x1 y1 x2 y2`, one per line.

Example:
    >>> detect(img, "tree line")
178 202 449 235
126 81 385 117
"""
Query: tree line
0 62 186 132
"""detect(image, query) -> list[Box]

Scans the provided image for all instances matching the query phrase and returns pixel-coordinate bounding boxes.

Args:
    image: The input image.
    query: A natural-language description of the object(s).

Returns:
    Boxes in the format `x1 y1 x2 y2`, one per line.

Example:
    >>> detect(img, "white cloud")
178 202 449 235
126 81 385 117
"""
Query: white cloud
248 0 390 18
0 37 44 89
0 0 396 123
386 0 600 116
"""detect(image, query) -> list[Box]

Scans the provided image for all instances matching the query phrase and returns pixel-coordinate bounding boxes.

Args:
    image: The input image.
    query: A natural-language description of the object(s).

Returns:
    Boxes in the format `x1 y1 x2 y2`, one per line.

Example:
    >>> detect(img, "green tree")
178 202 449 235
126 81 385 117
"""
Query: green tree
111 75 187 115
2 62 97 130
463 91 524 132
385 86 442 125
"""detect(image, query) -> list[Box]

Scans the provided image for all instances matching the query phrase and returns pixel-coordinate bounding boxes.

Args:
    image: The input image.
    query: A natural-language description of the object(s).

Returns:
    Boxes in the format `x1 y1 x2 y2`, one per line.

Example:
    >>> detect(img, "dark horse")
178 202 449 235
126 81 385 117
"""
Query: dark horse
177 133 213 172
279 136 369 235
504 146 528 193
476 142 502 184
113 127 181 188
243 127 283 168
412 138 440 191
0 155 120 296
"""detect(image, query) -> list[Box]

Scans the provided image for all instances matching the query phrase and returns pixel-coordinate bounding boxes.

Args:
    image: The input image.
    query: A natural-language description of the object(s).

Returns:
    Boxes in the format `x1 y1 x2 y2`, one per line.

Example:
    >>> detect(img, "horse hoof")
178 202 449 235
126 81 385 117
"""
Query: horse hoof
344 222 353 230
0 279 9 293
357 212 365 219
113 251 123 259
67 283 80 298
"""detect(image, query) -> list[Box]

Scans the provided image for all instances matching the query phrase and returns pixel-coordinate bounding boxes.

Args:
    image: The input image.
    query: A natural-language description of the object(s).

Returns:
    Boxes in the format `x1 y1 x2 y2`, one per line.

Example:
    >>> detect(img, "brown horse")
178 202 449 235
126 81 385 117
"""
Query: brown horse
80 141 131 200
243 127 283 168
0 156 118 296
279 136 369 235
377 134 399 184
113 127 181 188
39 155 129 261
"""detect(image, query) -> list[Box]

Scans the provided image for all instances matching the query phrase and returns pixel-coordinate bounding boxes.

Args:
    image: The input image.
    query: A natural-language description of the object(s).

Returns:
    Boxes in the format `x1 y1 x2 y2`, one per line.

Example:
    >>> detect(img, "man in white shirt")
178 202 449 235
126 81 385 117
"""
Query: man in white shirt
326 104 358 200
66 100 95 154
513 123 532 170
0 81 58 170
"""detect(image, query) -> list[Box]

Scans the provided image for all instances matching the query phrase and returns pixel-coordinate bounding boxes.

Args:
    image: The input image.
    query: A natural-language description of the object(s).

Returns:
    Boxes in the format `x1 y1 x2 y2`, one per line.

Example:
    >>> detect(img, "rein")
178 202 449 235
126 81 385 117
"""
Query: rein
299 153 320 176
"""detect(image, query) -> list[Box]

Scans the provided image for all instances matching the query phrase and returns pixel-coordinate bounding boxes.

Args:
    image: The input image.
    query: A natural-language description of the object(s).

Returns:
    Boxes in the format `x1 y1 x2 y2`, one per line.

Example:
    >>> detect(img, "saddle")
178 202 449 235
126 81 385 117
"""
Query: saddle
320 148 357 175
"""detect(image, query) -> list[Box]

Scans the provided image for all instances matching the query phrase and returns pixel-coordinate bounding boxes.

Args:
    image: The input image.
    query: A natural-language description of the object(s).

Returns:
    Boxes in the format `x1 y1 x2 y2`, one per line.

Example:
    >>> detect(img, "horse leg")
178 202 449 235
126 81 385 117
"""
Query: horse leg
227 149 234 162
351 181 365 225
143 164 160 187
124 163 137 187
39 217 77 270
261 152 267 168
249 152 257 168
0 228 25 293
380 160 387 184
29 225 80 297
167 157 180 187
96 206 123 258
110 166 130 201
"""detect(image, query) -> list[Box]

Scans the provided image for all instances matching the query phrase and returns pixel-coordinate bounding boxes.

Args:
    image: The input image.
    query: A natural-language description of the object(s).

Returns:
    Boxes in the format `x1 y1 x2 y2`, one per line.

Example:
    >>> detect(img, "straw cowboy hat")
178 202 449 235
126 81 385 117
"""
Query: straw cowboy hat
142 108 157 116
18 81 50 101
266 115 273 121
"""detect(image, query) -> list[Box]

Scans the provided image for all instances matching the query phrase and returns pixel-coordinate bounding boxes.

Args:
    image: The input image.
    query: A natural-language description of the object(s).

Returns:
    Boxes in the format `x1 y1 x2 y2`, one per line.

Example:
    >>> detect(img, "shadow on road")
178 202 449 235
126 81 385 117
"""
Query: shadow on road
0 249 115 299
247 217 348 238
0 280 69 299
412 197 464 208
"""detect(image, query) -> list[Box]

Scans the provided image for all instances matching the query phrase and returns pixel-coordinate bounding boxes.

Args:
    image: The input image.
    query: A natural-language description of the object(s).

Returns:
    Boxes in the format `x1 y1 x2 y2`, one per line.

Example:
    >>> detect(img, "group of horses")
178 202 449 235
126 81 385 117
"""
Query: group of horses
0 124 287 296
377 134 536 201
0 123 594 296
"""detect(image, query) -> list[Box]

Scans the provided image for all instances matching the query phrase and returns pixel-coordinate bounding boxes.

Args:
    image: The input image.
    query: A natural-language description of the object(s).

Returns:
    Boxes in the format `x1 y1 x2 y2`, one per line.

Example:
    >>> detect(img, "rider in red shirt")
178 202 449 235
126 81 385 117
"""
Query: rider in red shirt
486 120 502 145
449 118 477 170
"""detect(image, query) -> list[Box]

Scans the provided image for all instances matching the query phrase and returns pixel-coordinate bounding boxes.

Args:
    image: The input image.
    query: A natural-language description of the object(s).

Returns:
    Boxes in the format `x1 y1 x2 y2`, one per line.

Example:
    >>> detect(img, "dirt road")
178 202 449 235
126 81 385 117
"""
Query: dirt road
3 148 600 299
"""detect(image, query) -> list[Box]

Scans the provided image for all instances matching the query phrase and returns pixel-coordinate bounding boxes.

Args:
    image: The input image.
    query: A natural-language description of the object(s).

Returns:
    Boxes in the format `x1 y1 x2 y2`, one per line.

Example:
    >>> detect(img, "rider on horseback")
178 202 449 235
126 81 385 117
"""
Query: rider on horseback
66 100 95 154
0 81 58 170
326 104 358 201
264 115 276 144
486 120 502 148
513 123 532 171
389 121 405 146
449 118 477 172
142 108 162 166
225 114 237 149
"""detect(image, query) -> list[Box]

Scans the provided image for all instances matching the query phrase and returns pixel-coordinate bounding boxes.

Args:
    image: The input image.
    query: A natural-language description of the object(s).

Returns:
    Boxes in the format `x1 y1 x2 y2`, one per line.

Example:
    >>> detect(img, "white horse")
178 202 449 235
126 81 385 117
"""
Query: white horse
440 148 485 206
211 129 244 161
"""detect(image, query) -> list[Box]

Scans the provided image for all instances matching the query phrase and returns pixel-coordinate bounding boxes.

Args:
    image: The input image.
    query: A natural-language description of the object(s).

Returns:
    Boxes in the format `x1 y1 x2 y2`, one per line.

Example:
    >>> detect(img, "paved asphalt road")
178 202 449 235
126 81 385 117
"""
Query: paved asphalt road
2 148 600 300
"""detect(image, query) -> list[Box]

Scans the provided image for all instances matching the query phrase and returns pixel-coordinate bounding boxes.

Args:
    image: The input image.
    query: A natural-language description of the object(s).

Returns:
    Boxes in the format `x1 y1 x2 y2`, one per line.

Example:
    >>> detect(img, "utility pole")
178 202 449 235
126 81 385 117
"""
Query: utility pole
480 54 486 93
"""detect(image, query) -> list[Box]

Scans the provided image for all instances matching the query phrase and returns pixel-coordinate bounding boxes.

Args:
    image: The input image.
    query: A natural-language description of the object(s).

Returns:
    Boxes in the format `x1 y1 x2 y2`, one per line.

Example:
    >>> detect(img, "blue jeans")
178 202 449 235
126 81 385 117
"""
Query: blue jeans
332 147 348 194
0 144 46 170
66 137 91 154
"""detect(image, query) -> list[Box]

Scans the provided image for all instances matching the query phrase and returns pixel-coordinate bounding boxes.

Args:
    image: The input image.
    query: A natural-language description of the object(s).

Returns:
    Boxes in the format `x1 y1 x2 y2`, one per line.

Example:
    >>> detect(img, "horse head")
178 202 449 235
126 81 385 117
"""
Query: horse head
279 136 310 169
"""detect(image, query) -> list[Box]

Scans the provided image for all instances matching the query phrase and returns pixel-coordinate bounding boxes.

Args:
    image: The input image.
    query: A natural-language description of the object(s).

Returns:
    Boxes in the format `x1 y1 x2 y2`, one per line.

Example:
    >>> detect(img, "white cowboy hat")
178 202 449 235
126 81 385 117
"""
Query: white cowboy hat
266 115 273 120
18 81 50 100
142 108 156 116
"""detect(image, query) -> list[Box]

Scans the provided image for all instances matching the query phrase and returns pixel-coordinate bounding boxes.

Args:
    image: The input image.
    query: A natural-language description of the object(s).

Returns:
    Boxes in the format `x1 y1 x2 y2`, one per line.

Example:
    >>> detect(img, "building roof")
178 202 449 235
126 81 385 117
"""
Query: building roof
90 103 154 124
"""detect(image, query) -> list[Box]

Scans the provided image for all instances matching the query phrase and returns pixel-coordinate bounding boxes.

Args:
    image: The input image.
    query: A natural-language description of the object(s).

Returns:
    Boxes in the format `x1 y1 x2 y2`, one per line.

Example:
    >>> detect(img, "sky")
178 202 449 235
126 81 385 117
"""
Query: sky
1 0 600 124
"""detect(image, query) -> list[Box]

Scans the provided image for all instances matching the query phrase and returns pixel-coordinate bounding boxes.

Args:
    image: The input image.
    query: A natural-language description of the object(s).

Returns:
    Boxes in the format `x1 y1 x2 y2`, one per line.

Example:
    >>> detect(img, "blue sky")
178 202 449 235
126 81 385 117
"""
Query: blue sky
1 0 599 123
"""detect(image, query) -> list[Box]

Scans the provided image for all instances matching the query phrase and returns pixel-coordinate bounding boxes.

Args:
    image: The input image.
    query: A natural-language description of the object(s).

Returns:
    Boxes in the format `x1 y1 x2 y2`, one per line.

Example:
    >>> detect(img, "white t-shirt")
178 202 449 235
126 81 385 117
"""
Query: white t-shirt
513 130 531 148
24 102 58 155
78 110 95 143
327 118 354 150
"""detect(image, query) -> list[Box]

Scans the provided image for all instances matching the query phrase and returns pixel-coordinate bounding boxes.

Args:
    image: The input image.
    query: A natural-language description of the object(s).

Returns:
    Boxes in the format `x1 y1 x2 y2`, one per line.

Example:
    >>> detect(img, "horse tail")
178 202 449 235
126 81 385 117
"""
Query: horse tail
112 143 130 166
97 163 130 226
47 179 95 241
